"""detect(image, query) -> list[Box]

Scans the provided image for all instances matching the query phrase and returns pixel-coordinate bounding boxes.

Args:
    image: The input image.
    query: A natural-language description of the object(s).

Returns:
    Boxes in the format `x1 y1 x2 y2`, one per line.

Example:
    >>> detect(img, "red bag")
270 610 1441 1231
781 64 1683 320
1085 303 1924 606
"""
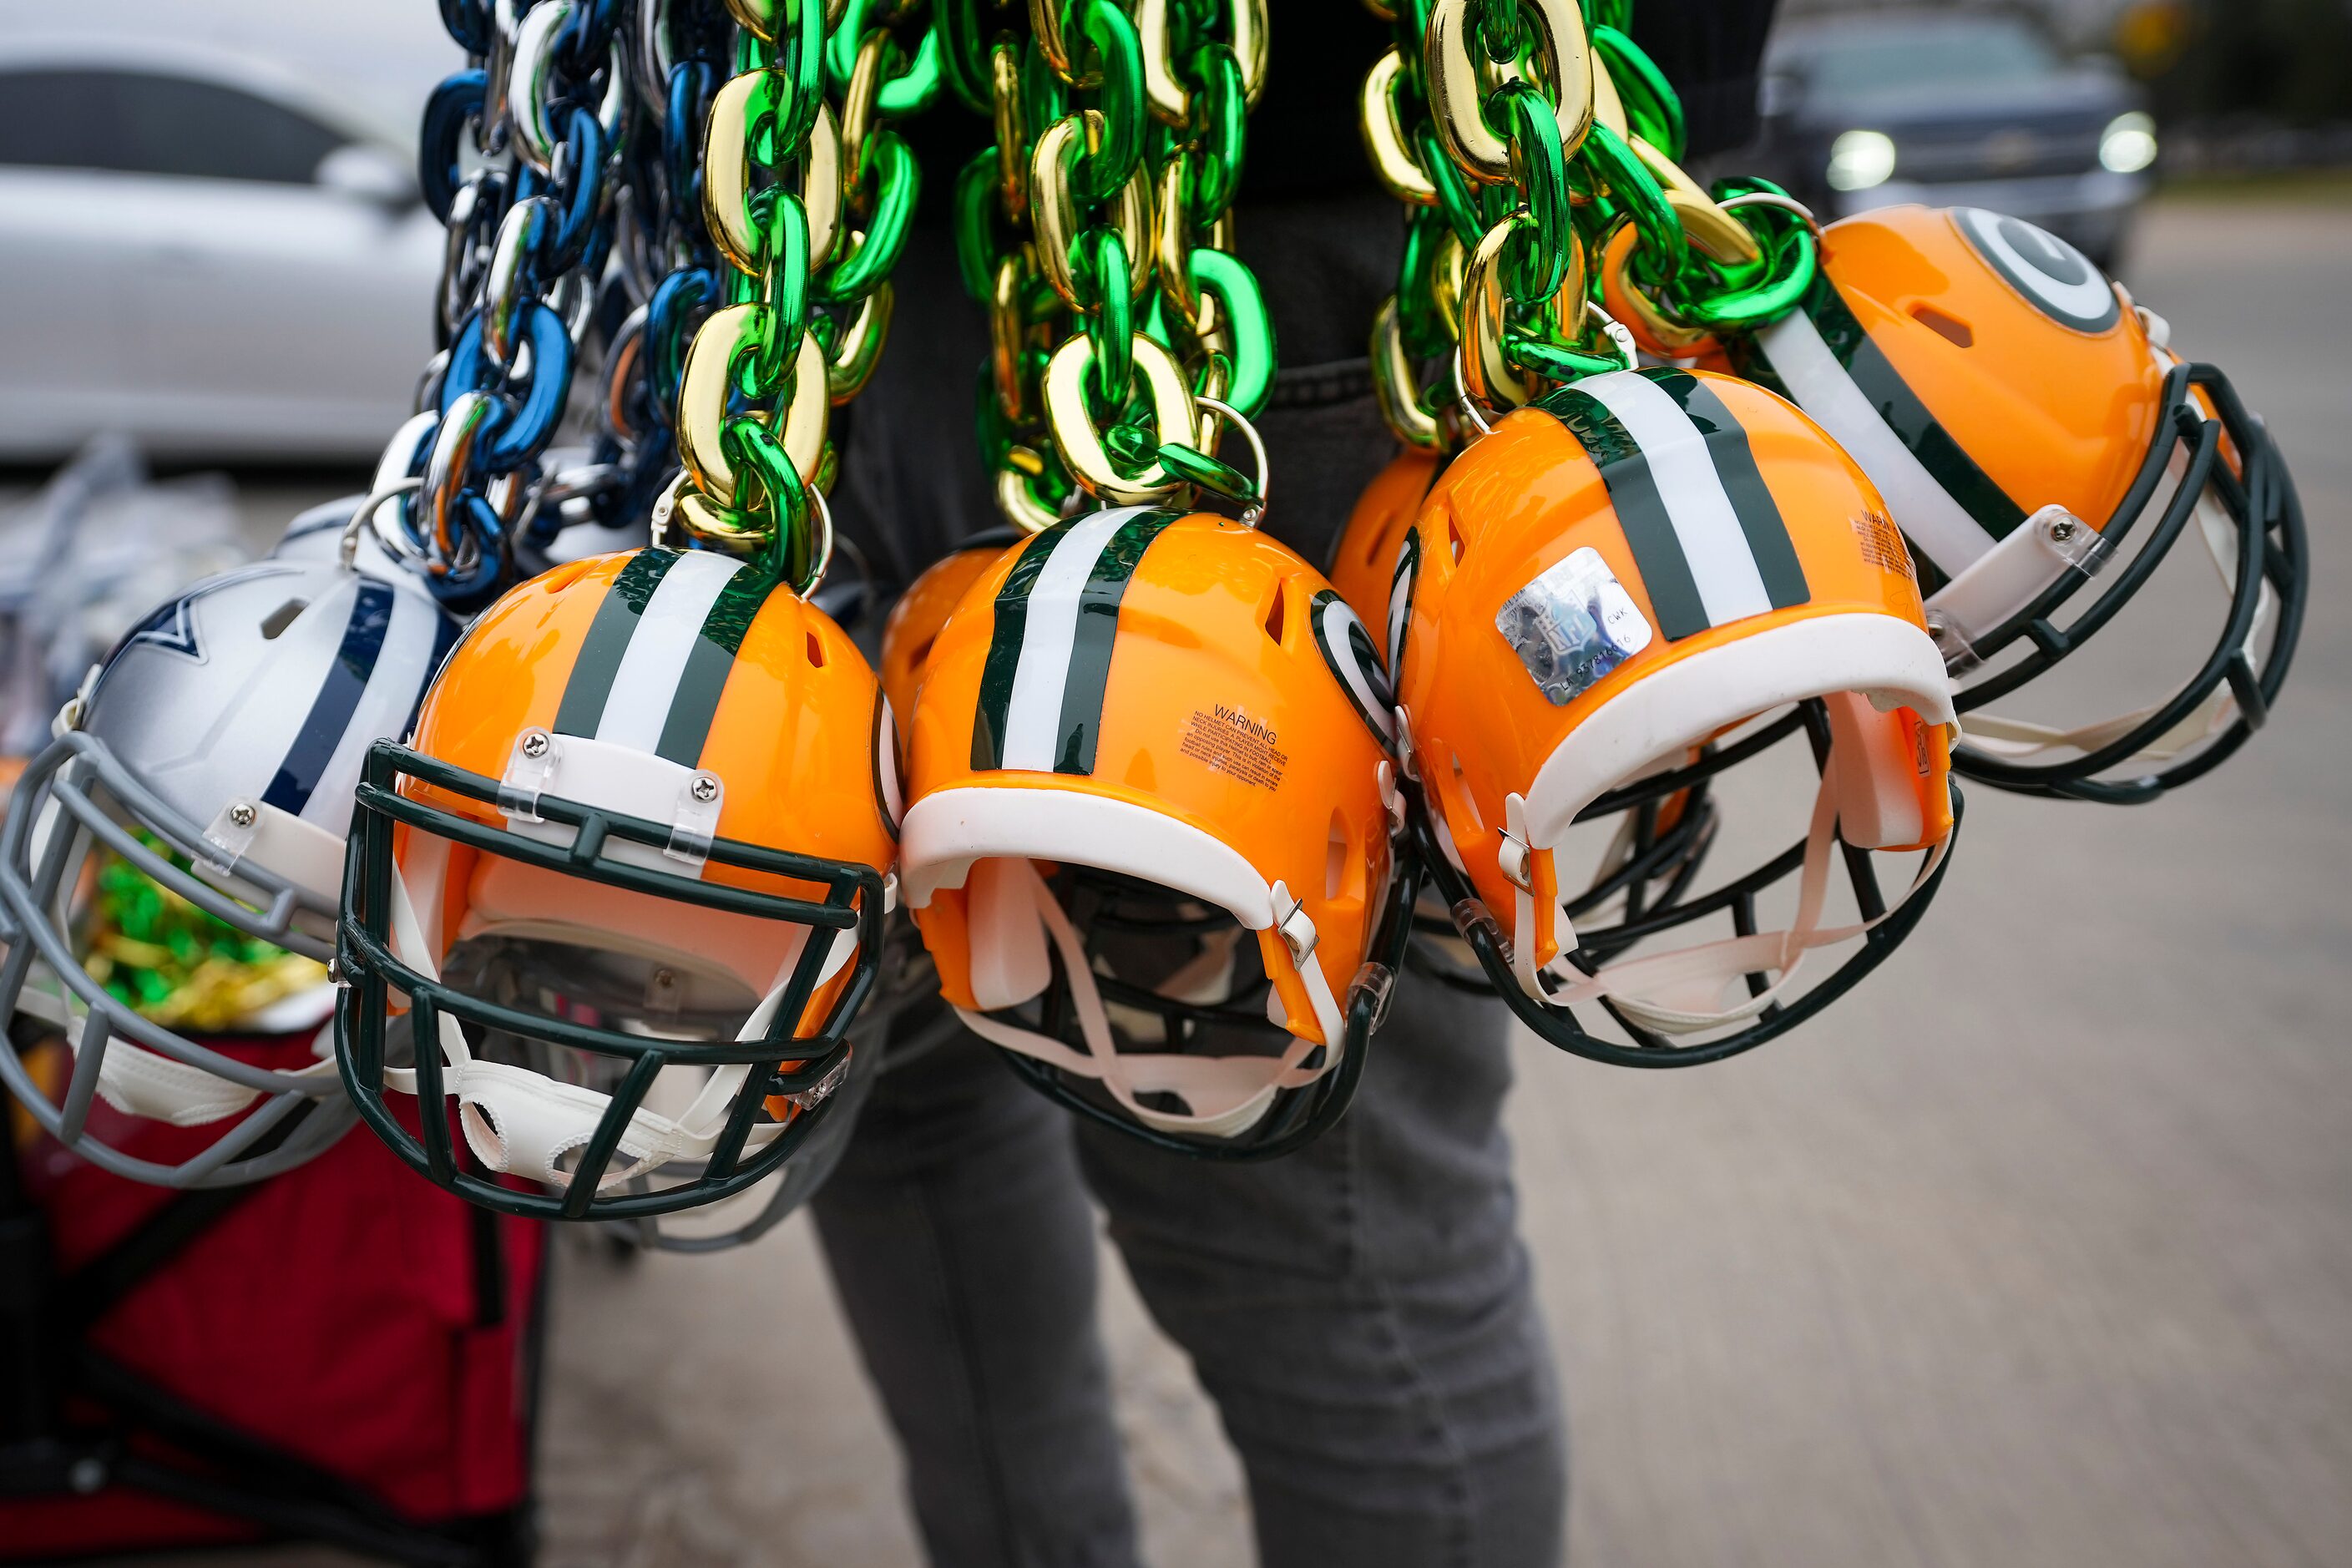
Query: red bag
1 1042 545 1564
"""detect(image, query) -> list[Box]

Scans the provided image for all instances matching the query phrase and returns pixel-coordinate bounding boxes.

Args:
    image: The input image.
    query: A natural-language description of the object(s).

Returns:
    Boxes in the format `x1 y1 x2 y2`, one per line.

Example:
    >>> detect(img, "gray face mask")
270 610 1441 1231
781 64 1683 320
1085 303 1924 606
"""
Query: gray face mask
0 557 458 1191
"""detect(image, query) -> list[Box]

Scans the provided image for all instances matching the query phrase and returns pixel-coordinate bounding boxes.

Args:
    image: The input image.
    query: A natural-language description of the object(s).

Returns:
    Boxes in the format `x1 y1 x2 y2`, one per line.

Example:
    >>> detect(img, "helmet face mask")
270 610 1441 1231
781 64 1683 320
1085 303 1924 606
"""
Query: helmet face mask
0 559 456 1187
336 735 888 1222
1930 360 2304 802
1417 700 1964 1068
328 544 900 1232
0 773 353 1181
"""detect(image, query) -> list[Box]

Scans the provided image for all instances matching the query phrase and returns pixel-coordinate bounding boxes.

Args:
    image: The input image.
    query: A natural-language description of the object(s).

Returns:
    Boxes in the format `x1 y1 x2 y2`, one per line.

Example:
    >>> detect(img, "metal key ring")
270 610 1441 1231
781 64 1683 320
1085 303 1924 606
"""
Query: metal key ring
1583 301 1641 367
800 484 836 595
1717 190 1822 236
364 411 443 569
649 472 835 598
341 476 426 573
1194 395 1271 528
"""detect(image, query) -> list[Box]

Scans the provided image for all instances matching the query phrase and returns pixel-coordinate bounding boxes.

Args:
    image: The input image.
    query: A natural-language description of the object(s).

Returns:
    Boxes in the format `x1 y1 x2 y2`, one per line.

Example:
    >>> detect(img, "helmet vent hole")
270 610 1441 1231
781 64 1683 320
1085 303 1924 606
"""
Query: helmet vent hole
1262 582 1288 645
260 599 307 640
1909 305 1974 348
1326 810 1350 900
1446 514 1467 566
806 630 827 668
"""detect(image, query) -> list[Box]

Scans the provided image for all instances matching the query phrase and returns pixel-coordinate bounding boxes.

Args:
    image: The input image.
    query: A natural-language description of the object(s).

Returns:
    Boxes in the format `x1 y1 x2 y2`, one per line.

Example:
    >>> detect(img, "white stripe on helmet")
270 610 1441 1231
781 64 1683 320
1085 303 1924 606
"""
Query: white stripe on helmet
999 505 1152 771
1577 372 1775 627
1756 308 2000 573
594 549 746 753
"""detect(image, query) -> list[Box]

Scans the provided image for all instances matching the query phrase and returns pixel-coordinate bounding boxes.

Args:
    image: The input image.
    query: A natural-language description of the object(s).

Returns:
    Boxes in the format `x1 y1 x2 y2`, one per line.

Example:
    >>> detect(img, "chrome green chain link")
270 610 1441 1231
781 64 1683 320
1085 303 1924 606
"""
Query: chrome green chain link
1359 0 1820 443
659 0 932 588
945 0 1275 530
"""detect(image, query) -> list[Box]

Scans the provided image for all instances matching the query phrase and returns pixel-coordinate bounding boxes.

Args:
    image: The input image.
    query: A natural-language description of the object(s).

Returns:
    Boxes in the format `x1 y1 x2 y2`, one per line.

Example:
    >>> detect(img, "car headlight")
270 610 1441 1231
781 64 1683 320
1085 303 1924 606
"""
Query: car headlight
2100 111 2157 175
1827 129 1897 192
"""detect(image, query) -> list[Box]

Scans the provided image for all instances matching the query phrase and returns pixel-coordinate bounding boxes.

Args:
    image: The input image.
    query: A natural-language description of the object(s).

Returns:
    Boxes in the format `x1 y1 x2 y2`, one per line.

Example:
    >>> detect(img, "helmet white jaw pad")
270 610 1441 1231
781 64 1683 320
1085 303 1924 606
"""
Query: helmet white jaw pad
1521 611 1955 850
902 787 1348 1136
383 840 817 1194
902 787 1275 927
1820 692 1928 850
950 862 1324 1141
965 855 1054 1009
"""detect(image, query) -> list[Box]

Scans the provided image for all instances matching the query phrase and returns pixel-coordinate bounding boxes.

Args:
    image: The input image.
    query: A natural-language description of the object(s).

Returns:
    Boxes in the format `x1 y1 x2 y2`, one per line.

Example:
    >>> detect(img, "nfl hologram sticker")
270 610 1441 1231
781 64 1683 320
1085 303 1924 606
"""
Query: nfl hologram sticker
1496 548 1653 705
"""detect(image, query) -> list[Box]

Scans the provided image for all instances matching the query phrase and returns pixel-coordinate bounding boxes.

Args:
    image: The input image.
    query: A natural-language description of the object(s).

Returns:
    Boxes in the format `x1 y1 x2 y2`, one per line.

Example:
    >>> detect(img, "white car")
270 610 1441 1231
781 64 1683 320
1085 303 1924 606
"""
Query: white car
0 32 450 461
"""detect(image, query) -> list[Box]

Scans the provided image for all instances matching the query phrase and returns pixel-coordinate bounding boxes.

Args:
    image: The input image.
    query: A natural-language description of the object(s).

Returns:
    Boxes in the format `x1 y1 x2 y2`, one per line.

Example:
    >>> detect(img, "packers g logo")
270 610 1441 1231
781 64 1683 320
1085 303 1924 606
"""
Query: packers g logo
1952 208 2120 334
1308 589 1397 751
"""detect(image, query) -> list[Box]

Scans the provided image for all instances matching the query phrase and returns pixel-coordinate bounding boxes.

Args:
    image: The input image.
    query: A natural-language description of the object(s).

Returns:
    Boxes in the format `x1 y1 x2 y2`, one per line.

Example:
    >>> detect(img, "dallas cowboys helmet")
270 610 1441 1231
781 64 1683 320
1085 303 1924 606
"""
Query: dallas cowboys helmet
0 556 460 1187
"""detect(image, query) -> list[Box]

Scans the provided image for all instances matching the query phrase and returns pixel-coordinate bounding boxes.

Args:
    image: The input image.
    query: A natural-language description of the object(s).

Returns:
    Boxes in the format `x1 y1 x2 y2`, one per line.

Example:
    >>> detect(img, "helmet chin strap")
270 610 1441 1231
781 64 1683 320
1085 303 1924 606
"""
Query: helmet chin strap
7 981 276 1129
73 1018 337 1128
953 860 1347 1141
1510 761 1950 1036
1964 453 2275 768
374 837 849 1191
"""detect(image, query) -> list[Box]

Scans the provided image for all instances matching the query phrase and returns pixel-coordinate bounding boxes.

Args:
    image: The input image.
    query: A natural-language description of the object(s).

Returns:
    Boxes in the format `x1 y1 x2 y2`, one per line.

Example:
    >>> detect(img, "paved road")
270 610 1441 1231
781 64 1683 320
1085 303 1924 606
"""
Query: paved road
93 196 2352 1568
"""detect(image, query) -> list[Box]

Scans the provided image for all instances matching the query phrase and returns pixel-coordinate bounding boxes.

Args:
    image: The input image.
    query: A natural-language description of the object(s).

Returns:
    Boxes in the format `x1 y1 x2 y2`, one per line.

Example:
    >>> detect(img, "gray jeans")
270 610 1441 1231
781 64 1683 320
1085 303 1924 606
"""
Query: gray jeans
811 200 1565 1568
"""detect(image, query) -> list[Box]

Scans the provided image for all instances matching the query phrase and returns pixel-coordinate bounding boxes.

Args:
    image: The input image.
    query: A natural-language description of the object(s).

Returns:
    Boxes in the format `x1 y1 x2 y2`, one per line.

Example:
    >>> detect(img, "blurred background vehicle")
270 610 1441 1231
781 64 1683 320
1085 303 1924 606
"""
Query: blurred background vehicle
1755 8 2155 266
0 9 453 463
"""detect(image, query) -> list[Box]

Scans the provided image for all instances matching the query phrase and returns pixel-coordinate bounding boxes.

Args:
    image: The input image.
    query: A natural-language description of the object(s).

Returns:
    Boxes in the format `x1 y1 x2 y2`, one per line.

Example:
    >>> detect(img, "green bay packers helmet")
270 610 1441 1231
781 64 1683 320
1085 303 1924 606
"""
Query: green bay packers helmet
900 508 1416 1156
335 548 897 1223
1395 367 1961 1066
1730 205 2306 803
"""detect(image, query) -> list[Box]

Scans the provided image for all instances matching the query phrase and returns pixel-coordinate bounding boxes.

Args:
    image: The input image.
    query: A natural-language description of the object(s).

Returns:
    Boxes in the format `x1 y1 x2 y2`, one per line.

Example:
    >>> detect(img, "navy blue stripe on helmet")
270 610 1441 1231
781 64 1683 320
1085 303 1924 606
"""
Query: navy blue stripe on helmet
262 581 396 816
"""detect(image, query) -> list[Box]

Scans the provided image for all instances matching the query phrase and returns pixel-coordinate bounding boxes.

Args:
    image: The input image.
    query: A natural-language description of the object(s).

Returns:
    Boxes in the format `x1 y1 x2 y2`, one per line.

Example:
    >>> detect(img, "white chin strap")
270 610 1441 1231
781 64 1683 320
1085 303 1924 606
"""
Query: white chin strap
375 860 846 1192
1506 769 1947 1037
953 861 1348 1141
81 1022 338 1128
1964 462 2274 769
12 977 341 1130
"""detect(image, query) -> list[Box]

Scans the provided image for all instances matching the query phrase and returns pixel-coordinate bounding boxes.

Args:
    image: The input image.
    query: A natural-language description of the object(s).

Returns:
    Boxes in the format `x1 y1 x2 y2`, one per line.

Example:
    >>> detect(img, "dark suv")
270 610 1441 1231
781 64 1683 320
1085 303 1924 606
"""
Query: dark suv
1753 8 2155 267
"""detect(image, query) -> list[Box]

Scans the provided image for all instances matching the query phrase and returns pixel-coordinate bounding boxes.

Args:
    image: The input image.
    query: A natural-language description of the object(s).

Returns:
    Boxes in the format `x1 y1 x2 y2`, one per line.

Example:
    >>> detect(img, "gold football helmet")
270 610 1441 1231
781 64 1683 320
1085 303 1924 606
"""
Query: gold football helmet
336 548 898 1220
1729 205 2305 802
1398 367 1960 1065
900 508 1414 1153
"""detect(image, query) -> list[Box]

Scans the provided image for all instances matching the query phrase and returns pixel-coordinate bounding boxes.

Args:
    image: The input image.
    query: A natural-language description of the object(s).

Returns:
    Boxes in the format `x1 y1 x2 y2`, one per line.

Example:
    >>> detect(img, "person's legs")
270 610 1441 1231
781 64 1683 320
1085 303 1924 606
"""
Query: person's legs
821 192 1562 1568
1064 321 1565 1565
809 1009 1143 1568
1077 976 1565 1568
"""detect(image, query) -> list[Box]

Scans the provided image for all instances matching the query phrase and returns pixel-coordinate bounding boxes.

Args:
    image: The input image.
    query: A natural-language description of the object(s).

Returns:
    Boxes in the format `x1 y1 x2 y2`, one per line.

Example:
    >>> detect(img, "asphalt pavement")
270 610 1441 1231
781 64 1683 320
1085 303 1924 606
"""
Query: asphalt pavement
91 194 2352 1568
